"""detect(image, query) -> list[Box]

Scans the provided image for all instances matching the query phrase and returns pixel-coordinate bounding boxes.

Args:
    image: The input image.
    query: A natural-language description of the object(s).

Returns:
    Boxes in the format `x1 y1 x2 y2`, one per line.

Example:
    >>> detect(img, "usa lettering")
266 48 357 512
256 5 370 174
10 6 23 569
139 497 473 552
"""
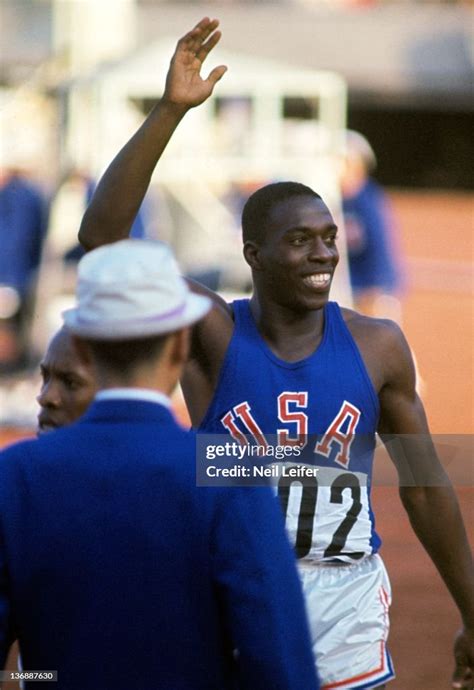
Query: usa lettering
221 393 361 467
315 400 361 468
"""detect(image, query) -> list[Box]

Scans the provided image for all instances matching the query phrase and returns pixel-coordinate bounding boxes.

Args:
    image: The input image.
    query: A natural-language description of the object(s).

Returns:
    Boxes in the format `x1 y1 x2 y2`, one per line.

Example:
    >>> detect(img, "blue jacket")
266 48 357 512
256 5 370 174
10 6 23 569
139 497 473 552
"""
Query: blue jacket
0 399 319 690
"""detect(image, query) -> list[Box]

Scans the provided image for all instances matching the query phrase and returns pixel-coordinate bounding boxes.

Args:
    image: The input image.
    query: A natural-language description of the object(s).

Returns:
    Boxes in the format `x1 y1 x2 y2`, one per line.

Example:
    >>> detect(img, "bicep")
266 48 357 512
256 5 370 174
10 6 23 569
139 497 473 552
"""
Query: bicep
377 324 448 486
185 277 233 361
377 321 425 435
186 278 234 373
181 280 234 426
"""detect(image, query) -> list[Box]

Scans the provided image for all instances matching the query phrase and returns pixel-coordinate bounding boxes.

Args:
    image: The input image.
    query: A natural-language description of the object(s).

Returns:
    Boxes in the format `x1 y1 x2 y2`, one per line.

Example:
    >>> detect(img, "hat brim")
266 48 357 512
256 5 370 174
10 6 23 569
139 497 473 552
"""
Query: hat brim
63 292 212 340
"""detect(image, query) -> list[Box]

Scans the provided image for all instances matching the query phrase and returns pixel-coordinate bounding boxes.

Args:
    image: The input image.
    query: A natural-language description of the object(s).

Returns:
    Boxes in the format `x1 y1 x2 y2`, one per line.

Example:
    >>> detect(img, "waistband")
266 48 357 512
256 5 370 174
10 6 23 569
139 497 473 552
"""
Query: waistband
299 555 374 568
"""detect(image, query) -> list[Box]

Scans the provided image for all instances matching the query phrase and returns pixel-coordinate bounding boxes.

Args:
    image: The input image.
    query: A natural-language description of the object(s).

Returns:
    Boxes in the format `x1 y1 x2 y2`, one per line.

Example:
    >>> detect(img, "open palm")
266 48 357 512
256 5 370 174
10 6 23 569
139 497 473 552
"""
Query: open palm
164 18 227 108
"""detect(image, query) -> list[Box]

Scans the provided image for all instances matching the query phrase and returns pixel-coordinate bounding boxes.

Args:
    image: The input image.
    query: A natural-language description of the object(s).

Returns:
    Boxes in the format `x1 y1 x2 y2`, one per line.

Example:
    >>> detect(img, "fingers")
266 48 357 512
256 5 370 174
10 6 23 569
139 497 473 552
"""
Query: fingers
453 630 474 689
196 28 222 63
452 667 473 689
177 17 220 56
176 18 223 68
194 18 220 52
452 656 473 688
206 65 228 88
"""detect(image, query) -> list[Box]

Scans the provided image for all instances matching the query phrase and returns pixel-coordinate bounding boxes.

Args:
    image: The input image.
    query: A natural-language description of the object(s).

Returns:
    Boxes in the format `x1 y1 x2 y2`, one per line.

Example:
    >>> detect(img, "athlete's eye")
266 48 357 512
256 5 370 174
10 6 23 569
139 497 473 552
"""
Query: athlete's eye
62 376 80 391
324 235 338 246
289 236 307 246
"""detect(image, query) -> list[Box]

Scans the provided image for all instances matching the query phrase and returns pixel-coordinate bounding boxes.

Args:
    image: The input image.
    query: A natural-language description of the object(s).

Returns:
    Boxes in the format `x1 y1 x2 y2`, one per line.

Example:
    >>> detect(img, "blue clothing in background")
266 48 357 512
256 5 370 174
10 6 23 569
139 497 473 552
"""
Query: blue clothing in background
0 176 47 295
65 180 148 263
343 179 401 295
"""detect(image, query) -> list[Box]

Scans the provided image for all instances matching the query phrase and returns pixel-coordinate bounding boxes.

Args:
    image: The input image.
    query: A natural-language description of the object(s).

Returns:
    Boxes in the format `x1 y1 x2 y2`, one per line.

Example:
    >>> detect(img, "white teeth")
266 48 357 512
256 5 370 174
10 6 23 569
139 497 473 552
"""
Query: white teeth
303 273 331 287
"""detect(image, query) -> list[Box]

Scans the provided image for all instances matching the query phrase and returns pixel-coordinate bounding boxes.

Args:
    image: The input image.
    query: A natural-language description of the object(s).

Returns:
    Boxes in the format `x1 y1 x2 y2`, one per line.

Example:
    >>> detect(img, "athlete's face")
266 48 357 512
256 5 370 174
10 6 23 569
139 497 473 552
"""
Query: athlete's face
37 329 96 434
248 195 339 311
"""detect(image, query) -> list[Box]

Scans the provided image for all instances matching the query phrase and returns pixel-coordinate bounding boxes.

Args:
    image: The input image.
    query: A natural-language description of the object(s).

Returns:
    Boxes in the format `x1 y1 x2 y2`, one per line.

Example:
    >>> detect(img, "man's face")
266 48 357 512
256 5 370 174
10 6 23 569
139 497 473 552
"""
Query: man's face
37 329 96 434
252 195 339 311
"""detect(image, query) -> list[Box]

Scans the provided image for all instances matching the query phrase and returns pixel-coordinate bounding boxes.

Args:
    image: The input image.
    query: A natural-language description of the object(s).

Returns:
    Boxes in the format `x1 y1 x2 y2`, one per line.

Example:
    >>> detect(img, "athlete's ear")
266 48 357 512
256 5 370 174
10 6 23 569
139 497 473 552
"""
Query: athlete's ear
169 327 190 367
243 241 263 270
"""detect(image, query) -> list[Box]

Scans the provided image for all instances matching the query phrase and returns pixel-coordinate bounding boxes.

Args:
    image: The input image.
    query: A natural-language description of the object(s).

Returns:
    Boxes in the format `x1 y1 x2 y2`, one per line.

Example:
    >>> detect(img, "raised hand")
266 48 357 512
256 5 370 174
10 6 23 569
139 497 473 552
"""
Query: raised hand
163 17 227 110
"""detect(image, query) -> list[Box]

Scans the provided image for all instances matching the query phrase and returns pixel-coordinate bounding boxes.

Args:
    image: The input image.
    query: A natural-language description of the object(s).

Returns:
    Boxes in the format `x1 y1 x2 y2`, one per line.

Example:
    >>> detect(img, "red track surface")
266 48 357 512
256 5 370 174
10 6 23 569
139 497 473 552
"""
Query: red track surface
374 191 473 689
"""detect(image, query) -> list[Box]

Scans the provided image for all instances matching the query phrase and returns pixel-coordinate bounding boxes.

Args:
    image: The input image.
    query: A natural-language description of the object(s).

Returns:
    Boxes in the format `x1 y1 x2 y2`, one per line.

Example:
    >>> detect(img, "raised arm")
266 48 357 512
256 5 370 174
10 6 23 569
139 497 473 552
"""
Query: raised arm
78 17 227 251
377 321 474 690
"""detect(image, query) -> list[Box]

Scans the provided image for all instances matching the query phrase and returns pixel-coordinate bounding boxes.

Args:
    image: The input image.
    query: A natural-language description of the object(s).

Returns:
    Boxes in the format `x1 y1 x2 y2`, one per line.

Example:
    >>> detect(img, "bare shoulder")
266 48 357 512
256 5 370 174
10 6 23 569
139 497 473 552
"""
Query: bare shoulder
186 277 234 362
341 306 406 349
182 279 235 426
340 306 415 392
186 277 233 318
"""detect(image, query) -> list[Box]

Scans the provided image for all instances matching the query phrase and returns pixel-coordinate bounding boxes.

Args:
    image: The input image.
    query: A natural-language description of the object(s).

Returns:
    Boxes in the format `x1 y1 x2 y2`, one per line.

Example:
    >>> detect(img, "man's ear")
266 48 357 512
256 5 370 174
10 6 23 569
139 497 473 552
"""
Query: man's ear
243 241 263 271
71 335 93 366
168 327 190 367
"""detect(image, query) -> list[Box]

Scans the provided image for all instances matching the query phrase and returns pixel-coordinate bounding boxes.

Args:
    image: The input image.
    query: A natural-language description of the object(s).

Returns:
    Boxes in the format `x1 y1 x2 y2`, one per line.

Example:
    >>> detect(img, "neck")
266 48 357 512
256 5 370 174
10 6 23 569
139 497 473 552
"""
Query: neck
249 293 326 361
93 364 178 398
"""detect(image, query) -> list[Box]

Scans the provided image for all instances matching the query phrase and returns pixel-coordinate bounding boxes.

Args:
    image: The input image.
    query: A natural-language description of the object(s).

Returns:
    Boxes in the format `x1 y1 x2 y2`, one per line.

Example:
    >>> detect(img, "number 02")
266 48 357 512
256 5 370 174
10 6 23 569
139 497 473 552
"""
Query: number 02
277 471 365 560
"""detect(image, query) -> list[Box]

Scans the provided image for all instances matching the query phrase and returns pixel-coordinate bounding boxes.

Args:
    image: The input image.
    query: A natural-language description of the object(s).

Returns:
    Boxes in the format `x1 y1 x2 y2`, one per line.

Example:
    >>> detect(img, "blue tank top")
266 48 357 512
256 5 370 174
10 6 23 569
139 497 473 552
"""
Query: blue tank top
199 300 382 563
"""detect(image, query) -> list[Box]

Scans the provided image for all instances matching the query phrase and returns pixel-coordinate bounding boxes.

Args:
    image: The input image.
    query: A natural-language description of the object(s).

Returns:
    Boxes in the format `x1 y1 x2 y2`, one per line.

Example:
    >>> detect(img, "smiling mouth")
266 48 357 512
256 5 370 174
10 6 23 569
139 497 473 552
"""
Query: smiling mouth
302 273 332 289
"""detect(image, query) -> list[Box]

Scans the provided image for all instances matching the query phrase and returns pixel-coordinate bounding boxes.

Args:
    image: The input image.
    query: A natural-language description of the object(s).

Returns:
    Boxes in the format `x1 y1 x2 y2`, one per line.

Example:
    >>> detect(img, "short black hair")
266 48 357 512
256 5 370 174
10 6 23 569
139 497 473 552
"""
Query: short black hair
84 334 168 380
242 181 322 244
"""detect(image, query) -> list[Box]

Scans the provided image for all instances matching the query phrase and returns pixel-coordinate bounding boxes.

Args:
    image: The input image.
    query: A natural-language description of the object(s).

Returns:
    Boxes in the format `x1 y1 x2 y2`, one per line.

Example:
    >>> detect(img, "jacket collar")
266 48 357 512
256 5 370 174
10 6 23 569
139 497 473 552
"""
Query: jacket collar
95 388 172 408
80 398 178 426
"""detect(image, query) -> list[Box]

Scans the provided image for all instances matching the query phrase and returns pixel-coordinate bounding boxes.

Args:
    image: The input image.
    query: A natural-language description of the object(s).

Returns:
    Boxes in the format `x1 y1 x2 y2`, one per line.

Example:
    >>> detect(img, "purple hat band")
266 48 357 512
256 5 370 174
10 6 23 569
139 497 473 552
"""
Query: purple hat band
75 300 187 327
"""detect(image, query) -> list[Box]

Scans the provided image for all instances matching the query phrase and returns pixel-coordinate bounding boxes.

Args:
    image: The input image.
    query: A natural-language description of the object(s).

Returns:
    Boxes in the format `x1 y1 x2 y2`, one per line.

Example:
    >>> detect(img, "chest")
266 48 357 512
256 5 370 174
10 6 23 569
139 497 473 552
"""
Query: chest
209 335 379 437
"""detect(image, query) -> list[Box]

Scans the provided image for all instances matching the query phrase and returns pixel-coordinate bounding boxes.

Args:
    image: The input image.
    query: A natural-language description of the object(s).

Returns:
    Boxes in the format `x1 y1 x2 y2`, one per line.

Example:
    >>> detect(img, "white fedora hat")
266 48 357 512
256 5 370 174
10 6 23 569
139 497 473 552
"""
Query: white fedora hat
63 239 212 339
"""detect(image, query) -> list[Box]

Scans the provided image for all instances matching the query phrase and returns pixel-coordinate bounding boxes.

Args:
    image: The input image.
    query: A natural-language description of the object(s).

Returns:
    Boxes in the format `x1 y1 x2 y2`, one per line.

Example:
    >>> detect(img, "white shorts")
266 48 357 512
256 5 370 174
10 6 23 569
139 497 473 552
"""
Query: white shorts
298 554 395 690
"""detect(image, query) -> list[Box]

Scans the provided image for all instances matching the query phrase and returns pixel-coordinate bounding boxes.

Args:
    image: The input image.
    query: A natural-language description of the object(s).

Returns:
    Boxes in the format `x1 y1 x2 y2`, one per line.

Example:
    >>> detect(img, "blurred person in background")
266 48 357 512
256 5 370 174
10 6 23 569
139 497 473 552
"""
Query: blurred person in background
36 326 97 435
341 130 404 322
47 167 150 267
0 168 47 373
